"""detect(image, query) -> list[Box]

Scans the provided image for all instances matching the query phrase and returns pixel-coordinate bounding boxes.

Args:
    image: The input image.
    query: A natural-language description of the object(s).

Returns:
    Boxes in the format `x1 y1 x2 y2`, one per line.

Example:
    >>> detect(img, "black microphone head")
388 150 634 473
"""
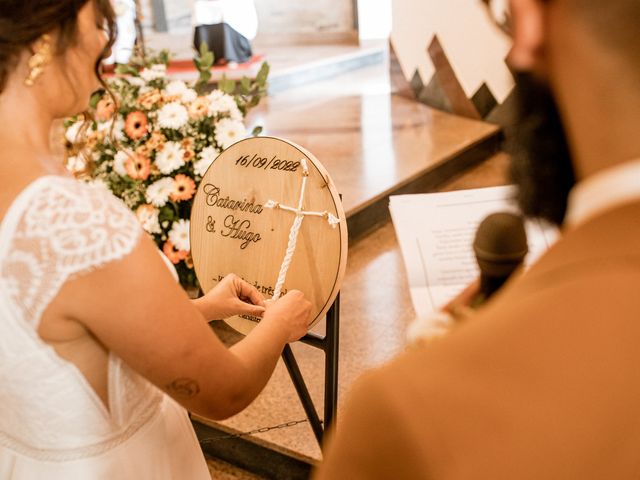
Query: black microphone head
473 212 528 280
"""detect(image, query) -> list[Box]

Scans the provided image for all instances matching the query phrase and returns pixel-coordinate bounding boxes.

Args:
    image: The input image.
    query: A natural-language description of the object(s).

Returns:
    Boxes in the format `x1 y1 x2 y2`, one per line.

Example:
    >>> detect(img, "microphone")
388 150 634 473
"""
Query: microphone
471 212 528 307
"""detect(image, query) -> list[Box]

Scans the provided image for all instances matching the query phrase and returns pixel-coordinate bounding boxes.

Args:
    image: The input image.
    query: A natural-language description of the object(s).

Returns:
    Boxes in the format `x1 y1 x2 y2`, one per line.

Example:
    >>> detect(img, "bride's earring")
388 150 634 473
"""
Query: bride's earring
25 34 52 86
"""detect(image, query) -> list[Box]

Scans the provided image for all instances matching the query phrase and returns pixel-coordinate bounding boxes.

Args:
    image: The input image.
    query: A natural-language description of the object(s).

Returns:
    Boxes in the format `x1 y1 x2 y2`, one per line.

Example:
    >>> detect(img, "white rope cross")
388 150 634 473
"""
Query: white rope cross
264 158 341 300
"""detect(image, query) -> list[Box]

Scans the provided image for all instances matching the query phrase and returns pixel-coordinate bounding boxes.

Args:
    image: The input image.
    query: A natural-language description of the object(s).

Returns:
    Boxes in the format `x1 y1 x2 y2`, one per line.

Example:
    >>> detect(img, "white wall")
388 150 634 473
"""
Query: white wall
357 0 392 40
251 0 355 34
391 0 513 102
142 0 356 35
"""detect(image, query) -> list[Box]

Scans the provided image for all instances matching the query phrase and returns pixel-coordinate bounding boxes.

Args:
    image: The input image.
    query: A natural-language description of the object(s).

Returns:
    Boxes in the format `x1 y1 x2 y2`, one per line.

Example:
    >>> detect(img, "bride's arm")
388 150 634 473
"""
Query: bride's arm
56 233 311 420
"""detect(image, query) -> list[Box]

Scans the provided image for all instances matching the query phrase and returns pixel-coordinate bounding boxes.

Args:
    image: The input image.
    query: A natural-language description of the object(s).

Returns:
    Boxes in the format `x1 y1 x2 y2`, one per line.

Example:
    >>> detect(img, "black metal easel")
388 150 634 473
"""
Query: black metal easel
194 293 341 479
282 292 340 445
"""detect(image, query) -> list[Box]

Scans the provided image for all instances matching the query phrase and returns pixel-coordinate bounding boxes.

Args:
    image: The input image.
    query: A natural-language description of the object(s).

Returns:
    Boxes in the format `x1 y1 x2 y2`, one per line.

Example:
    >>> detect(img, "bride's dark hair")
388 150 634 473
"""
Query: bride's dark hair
0 0 116 93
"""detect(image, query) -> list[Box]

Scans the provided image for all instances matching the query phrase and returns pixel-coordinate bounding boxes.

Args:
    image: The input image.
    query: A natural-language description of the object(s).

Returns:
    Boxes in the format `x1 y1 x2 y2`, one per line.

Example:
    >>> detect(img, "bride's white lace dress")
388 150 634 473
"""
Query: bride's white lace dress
0 176 210 479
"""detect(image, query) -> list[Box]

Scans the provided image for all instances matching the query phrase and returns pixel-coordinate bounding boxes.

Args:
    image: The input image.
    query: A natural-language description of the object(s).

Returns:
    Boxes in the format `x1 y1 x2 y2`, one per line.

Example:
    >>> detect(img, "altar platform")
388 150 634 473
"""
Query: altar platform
198 55 508 478
143 31 386 93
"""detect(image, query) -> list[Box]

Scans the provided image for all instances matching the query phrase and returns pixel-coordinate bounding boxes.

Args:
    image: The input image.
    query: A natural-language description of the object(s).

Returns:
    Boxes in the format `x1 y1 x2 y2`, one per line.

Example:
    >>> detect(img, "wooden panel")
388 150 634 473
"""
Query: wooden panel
190 137 348 334
428 35 481 119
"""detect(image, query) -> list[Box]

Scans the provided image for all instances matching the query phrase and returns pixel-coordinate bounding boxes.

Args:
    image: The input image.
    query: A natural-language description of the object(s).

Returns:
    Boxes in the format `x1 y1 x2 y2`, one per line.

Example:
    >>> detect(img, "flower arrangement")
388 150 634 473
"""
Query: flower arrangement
64 47 269 290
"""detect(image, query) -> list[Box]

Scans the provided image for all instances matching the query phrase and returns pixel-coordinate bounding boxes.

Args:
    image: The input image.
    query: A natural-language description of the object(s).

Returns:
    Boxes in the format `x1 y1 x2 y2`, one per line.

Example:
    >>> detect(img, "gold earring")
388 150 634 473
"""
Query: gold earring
25 34 52 86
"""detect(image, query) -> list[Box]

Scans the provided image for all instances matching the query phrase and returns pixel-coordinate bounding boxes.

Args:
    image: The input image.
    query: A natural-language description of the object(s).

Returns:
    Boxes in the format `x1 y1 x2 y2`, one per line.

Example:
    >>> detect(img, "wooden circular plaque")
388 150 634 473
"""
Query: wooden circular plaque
190 137 348 334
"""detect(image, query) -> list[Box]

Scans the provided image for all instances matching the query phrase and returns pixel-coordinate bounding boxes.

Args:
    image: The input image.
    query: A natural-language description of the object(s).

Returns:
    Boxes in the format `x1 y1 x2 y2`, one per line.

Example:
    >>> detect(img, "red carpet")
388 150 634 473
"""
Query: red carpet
103 54 265 77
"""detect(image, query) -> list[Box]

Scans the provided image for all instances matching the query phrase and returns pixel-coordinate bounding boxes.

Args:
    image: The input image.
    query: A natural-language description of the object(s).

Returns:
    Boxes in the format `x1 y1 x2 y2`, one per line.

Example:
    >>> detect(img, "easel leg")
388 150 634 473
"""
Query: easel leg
282 292 341 449
324 293 340 430
281 346 324 445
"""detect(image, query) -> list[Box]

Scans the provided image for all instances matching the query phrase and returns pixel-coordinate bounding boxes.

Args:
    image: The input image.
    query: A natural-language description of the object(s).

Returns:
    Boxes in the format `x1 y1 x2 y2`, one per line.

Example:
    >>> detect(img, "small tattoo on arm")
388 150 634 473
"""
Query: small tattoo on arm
165 378 200 398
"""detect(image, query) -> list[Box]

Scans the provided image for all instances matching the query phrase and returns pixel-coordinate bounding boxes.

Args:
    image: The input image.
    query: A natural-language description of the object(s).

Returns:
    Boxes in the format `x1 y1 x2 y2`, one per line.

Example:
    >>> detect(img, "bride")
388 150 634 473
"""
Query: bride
0 1 311 478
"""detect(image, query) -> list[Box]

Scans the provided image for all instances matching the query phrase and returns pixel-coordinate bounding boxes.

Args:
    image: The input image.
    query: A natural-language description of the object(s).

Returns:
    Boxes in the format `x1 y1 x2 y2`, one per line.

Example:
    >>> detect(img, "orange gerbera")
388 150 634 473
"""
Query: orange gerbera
163 240 188 264
96 96 116 122
138 89 163 109
170 174 196 201
124 153 151 180
124 111 149 140
182 149 195 162
188 97 210 120
135 143 152 158
147 131 166 151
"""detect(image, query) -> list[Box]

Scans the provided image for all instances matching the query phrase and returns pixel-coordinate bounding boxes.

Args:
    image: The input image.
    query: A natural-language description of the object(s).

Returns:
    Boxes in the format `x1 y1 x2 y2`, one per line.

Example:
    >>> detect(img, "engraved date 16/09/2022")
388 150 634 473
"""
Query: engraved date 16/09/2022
235 153 300 172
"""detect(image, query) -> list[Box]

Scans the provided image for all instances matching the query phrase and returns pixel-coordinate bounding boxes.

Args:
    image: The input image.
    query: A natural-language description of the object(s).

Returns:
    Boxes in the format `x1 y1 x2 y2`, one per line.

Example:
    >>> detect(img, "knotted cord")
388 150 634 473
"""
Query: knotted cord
264 158 341 300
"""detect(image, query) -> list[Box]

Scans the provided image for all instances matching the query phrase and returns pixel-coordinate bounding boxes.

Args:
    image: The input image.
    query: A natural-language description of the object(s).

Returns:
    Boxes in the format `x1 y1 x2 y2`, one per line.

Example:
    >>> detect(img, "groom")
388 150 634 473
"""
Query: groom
316 0 640 478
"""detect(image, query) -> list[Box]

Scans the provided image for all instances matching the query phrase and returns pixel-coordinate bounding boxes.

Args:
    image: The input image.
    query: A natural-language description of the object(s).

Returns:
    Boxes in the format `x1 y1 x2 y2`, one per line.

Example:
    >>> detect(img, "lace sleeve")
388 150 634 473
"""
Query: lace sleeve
0 177 142 329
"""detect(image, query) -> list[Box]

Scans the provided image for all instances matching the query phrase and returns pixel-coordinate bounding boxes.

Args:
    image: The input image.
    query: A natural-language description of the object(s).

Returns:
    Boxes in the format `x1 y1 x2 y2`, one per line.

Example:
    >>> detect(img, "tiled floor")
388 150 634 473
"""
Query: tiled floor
203 56 509 478
207 457 263 480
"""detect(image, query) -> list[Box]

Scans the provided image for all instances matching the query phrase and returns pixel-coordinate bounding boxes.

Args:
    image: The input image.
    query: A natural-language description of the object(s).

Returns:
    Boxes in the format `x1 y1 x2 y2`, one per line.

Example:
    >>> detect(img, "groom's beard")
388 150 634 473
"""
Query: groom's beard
506 72 576 226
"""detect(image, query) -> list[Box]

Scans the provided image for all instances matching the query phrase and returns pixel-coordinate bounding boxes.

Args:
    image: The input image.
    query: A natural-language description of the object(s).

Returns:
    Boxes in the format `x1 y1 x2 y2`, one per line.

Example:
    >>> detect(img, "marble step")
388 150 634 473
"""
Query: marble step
142 32 386 93
266 43 386 94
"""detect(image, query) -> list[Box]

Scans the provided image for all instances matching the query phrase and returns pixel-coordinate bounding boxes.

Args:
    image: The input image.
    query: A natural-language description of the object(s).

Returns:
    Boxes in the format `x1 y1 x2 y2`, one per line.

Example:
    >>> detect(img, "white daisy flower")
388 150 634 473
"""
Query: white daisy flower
113 150 130 176
136 204 162 234
112 117 126 141
140 64 167 82
65 121 84 144
157 102 189 130
165 80 188 96
96 120 110 134
88 178 111 193
146 177 174 207
127 76 146 87
165 80 198 104
194 146 220 176
155 141 186 174
180 88 198 104
66 155 86 173
228 102 242 121
207 90 240 118
206 89 225 104
215 118 247 150
169 219 191 251
96 118 125 141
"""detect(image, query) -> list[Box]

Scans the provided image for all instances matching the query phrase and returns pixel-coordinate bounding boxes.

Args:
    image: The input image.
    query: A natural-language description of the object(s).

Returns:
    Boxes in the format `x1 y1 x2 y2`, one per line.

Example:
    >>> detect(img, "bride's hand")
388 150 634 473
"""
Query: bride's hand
193 273 266 321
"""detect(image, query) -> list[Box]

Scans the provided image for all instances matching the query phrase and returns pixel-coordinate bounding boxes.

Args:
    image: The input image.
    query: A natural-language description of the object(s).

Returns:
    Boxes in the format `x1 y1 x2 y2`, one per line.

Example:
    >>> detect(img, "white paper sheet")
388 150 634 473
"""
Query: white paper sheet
390 186 558 319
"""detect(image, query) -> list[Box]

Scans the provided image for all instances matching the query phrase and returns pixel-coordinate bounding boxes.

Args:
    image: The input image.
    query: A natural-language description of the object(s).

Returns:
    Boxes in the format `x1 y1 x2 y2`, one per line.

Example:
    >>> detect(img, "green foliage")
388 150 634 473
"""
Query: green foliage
128 49 172 69
251 125 263 136
194 42 215 92
115 63 140 76
256 62 269 88
219 75 236 94
225 61 270 118
89 90 104 109
63 116 80 129
240 77 251 95
159 204 176 223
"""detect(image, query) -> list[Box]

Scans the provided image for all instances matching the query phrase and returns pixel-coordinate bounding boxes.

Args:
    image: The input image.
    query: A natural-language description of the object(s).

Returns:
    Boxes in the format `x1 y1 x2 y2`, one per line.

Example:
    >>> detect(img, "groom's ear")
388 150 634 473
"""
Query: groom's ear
507 0 547 73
